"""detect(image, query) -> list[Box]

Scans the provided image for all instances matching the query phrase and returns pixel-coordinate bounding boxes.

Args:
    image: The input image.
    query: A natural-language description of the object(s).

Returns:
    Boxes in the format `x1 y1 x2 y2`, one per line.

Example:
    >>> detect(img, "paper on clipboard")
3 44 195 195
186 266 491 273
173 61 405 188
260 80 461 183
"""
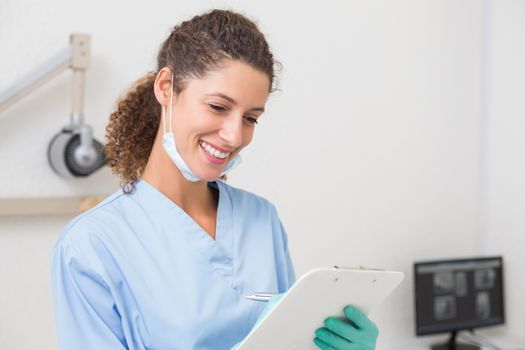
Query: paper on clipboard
237 266 404 350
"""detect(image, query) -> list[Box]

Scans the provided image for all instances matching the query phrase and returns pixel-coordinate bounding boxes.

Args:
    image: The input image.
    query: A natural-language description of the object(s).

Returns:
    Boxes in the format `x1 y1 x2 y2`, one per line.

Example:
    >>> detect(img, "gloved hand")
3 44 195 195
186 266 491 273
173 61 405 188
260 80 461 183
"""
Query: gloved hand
313 305 379 350
230 293 285 350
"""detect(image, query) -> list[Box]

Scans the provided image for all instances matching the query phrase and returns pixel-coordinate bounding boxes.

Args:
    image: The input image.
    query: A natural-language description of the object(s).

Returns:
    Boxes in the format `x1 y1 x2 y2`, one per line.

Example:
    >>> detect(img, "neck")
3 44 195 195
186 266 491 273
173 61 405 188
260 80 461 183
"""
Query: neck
141 132 216 215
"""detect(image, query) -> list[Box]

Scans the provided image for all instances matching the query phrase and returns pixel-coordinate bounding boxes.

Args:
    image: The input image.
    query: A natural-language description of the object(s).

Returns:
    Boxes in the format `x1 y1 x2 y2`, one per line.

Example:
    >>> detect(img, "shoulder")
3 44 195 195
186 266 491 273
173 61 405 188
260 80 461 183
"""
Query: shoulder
53 188 127 255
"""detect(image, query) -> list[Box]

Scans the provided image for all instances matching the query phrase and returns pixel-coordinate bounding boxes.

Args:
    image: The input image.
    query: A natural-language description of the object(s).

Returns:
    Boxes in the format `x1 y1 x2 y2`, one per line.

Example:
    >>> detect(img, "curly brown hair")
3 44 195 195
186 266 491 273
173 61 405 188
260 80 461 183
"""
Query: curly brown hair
104 9 279 193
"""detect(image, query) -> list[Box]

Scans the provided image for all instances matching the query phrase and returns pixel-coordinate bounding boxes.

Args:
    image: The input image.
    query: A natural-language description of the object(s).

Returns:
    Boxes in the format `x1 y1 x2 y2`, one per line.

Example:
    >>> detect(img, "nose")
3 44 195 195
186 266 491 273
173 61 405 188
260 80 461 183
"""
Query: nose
218 114 243 149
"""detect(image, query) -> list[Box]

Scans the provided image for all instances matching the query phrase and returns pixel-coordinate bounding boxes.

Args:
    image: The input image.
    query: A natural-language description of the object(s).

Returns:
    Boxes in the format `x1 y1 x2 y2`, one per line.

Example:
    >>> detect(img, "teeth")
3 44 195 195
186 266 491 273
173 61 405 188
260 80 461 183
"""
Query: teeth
200 141 229 159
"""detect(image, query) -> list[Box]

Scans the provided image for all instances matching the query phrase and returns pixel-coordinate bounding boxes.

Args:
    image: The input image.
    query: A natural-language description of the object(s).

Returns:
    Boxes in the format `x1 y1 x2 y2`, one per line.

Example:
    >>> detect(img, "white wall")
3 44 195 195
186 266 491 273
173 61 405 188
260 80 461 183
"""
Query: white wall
0 0 519 349
481 0 525 339
0 216 69 348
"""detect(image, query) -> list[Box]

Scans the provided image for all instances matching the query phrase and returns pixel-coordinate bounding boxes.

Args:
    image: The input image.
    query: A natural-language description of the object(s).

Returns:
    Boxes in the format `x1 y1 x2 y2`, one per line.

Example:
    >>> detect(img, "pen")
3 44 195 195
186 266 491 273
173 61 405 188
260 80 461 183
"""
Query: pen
245 292 276 302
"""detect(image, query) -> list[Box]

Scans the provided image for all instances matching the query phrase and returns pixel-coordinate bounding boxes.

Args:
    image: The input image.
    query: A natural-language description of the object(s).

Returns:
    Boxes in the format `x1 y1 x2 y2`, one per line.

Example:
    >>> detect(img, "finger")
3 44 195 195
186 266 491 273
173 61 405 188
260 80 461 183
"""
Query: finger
313 337 337 350
316 327 360 349
343 305 378 334
323 317 363 343
315 330 368 350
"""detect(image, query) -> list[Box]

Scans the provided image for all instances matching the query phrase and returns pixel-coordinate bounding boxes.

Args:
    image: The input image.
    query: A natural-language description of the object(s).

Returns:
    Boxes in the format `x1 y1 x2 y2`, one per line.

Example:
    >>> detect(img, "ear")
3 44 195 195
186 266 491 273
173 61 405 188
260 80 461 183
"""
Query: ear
153 67 173 106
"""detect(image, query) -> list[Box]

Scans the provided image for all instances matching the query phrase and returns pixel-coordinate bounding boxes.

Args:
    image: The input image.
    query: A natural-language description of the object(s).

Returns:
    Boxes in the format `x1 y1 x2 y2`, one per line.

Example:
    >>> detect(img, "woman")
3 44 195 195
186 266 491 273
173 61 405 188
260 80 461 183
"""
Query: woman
51 9 378 350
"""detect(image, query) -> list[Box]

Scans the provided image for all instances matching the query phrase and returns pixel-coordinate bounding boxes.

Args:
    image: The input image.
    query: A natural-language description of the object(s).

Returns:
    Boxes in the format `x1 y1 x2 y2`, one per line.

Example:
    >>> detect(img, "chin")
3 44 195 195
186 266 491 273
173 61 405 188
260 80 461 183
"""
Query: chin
197 171 223 182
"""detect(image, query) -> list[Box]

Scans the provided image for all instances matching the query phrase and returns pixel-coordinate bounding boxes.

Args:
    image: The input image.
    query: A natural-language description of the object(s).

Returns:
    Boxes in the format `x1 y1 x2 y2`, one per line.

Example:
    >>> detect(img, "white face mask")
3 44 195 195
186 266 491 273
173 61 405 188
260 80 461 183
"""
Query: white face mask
161 75 242 182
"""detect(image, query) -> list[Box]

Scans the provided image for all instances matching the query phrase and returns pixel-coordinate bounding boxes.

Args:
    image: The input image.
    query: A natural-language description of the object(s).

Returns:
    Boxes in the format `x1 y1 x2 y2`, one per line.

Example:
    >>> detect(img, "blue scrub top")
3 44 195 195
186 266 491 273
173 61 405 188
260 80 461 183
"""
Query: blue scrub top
51 179 296 350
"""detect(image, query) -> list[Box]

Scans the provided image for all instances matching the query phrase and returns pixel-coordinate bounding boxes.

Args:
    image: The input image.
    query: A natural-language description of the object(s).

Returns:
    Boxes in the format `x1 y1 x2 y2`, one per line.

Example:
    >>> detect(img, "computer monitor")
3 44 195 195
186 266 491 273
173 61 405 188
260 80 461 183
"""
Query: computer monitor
414 256 505 350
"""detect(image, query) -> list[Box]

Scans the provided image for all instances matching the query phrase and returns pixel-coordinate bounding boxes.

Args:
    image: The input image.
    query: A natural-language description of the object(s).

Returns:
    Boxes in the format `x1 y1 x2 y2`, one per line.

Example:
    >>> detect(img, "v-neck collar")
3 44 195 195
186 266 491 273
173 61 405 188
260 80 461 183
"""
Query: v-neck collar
131 178 235 282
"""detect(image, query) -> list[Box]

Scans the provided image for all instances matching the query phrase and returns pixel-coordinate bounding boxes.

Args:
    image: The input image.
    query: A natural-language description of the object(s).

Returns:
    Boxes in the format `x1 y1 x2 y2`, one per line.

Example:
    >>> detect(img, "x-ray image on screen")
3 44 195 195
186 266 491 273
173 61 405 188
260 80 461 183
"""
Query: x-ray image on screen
476 292 491 319
434 295 456 320
434 272 454 294
455 272 468 297
475 269 496 289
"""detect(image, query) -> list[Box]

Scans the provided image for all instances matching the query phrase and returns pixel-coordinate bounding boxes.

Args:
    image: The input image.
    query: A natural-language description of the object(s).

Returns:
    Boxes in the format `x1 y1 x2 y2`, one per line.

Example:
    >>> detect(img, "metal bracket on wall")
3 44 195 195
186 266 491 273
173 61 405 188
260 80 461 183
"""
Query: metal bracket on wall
0 33 107 178
0 195 108 216
0 33 90 114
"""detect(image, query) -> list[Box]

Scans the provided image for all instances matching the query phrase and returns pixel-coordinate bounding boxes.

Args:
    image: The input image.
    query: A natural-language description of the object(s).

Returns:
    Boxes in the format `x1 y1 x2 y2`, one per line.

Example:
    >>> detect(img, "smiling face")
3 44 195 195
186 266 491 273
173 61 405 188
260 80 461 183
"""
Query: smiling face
155 59 270 182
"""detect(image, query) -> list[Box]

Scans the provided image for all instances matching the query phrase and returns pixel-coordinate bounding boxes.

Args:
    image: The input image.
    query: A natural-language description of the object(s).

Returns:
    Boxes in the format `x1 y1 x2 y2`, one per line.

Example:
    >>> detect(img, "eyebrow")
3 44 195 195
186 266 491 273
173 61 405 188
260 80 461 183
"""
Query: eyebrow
204 92 265 112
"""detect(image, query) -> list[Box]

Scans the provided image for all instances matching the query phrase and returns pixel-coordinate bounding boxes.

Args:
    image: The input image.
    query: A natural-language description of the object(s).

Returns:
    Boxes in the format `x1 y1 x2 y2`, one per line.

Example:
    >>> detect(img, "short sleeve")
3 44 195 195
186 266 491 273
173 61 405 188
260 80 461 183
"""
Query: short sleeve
51 240 128 350
270 204 297 291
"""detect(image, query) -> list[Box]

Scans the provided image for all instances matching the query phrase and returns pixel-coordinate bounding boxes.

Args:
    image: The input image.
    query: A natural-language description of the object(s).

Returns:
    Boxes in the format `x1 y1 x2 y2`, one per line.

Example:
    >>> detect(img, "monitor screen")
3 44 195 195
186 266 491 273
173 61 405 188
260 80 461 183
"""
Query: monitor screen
414 256 505 336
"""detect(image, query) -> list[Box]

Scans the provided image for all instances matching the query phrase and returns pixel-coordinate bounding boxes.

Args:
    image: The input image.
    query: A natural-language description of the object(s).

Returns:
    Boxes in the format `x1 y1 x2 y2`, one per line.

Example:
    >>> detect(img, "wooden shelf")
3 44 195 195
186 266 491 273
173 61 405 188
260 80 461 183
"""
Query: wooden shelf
0 195 107 216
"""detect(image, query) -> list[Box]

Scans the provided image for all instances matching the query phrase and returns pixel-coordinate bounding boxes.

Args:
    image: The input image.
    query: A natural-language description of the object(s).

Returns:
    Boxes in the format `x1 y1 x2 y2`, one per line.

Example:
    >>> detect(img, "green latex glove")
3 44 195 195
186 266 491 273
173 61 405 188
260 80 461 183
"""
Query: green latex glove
313 305 379 350
231 293 285 350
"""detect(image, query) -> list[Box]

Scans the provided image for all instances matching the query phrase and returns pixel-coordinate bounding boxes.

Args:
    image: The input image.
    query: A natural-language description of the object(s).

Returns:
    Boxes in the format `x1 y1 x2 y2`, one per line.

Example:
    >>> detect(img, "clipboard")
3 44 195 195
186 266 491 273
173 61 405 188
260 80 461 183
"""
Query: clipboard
237 266 404 350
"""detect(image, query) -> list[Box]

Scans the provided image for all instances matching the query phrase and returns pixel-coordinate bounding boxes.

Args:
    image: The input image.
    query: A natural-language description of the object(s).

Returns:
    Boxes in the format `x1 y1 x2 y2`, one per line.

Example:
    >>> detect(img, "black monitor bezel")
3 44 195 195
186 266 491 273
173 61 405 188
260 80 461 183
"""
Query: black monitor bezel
414 256 505 336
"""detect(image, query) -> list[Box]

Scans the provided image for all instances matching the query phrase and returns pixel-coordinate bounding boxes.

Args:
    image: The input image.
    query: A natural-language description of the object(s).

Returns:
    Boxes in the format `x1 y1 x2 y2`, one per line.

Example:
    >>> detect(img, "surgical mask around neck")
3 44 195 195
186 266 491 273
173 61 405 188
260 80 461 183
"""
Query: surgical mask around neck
161 75 242 182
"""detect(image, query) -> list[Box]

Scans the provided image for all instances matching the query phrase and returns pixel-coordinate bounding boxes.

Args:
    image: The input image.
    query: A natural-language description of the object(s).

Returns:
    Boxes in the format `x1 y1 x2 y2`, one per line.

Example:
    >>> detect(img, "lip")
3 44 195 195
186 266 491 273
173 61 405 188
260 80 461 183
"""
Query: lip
199 141 229 165
199 139 232 153
200 143 228 165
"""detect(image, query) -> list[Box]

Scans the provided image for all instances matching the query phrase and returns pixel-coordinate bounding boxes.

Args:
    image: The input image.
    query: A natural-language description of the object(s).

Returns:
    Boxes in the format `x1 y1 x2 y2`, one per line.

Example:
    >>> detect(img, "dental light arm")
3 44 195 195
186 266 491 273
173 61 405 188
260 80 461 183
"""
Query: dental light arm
0 47 70 114
0 33 106 177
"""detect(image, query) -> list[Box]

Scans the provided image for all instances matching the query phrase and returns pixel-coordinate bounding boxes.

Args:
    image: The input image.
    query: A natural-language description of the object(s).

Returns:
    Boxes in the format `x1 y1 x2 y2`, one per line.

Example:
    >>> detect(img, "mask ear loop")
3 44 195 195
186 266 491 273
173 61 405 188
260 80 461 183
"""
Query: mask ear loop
168 74 174 134
161 73 174 134
162 103 167 134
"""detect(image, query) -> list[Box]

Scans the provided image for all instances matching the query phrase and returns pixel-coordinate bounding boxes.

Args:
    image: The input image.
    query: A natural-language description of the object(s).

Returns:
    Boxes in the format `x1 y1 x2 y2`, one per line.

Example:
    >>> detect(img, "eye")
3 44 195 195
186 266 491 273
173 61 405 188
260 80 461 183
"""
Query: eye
208 104 226 112
244 116 259 125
